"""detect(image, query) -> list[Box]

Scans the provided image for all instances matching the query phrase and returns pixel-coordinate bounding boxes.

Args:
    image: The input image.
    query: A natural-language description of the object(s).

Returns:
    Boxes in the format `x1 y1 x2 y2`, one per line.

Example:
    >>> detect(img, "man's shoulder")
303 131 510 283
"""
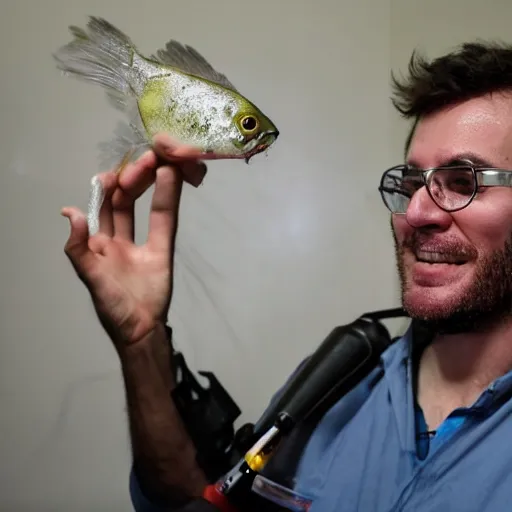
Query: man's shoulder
288 331 411 495
272 326 411 433
302 330 410 439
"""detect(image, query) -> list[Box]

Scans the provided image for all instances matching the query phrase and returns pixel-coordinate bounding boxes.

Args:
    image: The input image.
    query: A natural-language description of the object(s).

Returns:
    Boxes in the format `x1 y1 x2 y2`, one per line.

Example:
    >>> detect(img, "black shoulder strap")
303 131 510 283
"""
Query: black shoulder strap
257 308 413 498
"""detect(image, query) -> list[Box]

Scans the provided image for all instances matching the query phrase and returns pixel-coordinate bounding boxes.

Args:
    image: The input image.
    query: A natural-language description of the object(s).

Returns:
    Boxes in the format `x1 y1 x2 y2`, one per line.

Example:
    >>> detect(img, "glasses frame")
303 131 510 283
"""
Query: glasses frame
378 161 512 214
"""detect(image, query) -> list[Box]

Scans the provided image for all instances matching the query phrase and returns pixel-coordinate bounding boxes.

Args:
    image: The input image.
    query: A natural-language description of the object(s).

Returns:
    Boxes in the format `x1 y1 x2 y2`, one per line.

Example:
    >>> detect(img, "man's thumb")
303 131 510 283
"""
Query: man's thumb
61 207 91 270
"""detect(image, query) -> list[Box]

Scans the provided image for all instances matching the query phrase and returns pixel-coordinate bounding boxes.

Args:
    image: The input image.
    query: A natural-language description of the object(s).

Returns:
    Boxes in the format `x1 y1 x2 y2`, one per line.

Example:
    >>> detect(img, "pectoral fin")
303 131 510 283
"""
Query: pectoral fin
87 175 105 235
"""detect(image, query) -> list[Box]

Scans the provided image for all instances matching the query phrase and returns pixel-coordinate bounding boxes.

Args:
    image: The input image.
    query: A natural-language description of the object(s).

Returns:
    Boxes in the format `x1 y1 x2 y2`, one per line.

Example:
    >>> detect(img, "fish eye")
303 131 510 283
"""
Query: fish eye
241 115 258 132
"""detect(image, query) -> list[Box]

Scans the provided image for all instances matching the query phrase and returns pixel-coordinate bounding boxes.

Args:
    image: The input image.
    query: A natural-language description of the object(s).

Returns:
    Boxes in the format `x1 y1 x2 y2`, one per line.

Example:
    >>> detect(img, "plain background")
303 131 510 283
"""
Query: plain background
1 0 512 510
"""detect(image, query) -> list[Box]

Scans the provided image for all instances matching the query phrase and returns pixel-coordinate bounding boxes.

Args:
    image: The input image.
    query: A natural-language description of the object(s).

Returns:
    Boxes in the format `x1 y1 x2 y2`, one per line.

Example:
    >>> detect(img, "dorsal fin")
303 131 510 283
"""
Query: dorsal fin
150 40 238 92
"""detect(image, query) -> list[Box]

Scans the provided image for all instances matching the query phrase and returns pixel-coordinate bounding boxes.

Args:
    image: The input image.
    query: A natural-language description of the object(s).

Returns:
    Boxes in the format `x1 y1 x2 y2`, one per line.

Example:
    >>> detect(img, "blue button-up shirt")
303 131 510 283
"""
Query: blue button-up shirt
130 324 512 511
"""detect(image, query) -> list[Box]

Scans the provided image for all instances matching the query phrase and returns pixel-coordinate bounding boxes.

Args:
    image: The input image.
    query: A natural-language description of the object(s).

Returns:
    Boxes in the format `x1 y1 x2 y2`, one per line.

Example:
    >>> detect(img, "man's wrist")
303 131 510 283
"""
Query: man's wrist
120 321 175 391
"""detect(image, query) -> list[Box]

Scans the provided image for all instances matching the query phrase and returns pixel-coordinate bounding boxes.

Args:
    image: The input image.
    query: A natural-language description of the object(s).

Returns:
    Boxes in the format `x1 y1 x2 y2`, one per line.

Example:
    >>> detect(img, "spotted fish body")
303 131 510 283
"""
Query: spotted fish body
53 16 279 233
139 72 258 157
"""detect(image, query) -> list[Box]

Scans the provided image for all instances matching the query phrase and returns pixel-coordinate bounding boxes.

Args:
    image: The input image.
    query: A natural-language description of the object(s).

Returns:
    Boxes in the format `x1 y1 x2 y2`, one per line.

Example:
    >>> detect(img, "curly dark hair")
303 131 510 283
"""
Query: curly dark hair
391 40 512 155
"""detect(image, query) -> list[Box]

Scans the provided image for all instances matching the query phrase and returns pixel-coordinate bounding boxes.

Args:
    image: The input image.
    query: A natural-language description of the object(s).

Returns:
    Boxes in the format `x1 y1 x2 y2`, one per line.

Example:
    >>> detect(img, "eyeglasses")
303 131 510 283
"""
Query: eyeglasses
378 161 512 214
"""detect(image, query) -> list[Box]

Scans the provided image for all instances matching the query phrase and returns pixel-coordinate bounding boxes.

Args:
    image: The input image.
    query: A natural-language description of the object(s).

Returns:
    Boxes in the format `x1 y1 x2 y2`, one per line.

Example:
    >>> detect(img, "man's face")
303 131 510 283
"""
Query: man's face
392 93 512 332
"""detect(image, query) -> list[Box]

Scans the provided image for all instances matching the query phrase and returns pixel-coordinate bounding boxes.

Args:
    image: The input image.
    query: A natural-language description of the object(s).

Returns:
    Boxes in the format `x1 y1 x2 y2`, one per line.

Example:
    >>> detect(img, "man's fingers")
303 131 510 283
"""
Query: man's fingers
112 151 159 240
112 146 206 241
61 207 96 279
152 133 204 160
152 133 208 187
115 150 159 194
147 165 183 253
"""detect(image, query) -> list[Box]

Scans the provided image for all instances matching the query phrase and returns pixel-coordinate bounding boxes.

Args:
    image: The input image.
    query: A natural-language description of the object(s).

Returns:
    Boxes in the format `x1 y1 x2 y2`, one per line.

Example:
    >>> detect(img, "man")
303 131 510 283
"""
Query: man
63 40 512 512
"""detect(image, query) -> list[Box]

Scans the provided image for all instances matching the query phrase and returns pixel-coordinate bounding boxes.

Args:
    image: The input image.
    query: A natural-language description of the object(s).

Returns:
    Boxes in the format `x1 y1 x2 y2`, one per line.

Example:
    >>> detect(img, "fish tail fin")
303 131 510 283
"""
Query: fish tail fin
53 16 142 110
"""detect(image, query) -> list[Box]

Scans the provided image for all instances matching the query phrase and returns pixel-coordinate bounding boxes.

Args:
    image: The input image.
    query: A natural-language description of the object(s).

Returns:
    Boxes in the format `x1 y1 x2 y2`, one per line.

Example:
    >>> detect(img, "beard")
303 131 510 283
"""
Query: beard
394 228 512 335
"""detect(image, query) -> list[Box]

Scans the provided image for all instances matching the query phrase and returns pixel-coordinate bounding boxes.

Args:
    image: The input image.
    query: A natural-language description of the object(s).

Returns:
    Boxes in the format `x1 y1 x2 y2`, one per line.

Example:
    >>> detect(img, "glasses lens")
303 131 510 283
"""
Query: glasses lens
426 166 476 211
379 167 424 213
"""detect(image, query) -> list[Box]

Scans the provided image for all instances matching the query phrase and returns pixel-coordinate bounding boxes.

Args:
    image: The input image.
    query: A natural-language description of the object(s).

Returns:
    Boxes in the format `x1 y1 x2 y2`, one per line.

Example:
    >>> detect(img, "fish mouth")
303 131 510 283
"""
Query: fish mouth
244 129 280 163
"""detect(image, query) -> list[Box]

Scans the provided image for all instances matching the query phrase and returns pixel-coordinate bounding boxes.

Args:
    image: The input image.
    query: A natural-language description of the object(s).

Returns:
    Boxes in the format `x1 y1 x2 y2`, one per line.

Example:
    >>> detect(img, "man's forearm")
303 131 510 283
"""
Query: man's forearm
120 323 209 504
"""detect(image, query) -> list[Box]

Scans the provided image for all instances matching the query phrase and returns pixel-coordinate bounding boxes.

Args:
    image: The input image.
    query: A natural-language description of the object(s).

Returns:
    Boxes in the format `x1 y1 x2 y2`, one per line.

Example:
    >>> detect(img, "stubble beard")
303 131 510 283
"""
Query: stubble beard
393 229 512 334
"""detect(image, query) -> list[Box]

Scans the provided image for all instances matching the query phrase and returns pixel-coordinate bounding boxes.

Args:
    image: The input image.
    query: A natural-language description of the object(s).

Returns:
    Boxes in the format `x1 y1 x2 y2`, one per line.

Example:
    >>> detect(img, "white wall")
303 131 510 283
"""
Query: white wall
389 0 512 157
6 0 509 510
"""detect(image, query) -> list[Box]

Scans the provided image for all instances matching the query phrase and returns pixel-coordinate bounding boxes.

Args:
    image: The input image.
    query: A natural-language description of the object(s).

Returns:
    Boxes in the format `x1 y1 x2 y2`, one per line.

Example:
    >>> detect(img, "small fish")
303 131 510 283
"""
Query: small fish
53 16 279 233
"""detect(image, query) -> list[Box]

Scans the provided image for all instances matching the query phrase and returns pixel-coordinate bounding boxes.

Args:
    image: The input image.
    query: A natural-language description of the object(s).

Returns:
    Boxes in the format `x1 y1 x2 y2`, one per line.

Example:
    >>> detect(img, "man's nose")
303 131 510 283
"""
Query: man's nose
405 186 453 230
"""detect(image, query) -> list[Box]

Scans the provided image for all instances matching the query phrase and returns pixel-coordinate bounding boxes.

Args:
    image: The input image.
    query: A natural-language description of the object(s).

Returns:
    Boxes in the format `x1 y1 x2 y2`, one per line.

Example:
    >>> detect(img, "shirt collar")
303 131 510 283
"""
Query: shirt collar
380 321 512 452
380 323 417 454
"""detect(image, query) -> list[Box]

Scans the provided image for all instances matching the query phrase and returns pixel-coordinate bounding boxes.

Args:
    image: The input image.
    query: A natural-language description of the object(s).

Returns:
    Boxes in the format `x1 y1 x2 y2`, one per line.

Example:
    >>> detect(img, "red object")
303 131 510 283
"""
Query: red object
203 483 240 512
